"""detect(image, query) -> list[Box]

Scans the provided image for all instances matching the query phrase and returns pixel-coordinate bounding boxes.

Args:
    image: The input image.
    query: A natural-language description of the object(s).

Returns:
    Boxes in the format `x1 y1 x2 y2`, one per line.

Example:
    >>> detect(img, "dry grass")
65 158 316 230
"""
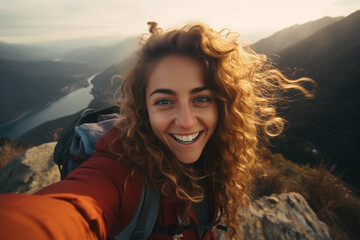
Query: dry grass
0 129 62 171
45 128 63 142
251 149 360 240
250 159 289 198
304 166 360 240
0 138 32 171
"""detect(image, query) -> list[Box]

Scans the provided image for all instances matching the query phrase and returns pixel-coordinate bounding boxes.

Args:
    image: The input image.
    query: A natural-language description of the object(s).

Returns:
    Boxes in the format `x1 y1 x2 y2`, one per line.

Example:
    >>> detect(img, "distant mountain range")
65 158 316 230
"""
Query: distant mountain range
5 10 360 190
0 42 58 62
253 16 343 54
0 37 138 70
60 37 138 69
18 57 137 144
29 34 129 53
0 37 138 126
0 34 136 62
0 58 96 125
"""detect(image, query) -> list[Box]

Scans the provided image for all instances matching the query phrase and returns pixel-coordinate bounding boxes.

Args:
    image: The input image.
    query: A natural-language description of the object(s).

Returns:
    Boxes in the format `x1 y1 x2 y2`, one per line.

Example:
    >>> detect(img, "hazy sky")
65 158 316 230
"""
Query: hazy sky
0 0 359 43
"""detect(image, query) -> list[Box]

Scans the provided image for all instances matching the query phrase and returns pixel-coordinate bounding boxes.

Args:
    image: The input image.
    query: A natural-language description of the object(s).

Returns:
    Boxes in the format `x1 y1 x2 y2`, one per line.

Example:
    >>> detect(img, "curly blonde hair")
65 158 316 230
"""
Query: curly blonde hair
112 22 313 238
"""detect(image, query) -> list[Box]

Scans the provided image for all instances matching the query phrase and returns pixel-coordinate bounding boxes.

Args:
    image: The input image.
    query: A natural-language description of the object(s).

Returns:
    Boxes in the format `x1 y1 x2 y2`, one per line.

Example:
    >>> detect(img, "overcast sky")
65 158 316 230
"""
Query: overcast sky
0 0 359 43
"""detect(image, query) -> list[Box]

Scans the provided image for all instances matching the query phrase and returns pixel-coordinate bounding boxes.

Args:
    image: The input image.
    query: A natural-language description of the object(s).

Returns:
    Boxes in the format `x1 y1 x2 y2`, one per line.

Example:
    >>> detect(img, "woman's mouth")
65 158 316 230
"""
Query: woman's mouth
170 131 202 144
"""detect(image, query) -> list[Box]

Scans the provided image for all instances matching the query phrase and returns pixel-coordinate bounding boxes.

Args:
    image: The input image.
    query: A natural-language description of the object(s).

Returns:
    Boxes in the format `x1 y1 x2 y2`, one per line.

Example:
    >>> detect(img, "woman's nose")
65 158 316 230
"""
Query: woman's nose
175 103 196 129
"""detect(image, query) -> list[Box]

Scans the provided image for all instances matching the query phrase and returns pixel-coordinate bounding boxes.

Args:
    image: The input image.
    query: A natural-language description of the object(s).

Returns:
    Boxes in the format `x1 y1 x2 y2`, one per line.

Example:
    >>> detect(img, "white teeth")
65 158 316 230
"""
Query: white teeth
173 132 200 143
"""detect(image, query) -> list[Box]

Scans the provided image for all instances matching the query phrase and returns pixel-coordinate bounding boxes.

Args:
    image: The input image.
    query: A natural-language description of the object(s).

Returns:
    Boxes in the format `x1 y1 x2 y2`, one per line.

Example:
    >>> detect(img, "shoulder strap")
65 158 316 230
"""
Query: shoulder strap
131 184 160 239
152 206 227 237
112 183 160 240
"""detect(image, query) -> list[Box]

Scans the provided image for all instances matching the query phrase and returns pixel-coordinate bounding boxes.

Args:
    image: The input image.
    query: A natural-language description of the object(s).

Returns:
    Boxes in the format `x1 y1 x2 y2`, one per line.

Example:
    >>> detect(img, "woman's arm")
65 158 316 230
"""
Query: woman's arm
0 193 101 239
0 149 142 239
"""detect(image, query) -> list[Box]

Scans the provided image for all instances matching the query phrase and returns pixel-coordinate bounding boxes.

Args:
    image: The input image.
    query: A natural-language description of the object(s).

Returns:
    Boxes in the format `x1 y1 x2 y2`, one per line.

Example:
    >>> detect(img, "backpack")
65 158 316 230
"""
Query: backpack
54 106 160 240
54 106 120 180
54 106 227 239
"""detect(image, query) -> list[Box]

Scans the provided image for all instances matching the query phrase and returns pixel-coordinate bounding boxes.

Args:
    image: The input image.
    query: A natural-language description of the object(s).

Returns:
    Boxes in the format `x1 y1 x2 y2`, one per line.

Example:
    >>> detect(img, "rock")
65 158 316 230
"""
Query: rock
217 192 331 240
0 142 60 194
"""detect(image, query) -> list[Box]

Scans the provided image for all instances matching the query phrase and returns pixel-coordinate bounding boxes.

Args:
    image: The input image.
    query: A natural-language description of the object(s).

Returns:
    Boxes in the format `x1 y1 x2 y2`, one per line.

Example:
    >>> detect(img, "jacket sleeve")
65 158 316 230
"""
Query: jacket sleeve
0 131 142 239
0 193 101 240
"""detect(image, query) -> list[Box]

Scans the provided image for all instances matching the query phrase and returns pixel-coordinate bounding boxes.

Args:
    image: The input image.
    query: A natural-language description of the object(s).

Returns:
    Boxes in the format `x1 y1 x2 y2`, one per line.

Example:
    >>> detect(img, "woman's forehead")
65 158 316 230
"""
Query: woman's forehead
146 55 205 94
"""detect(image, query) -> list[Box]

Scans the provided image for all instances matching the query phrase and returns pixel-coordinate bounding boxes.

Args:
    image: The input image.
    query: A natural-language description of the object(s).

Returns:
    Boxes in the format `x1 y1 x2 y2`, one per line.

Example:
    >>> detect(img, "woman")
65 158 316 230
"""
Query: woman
0 22 312 239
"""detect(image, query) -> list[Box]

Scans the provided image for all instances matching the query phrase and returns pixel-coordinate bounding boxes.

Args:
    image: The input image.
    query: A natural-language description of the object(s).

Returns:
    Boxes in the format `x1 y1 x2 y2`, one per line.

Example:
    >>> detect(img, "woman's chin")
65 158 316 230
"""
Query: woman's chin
176 153 201 164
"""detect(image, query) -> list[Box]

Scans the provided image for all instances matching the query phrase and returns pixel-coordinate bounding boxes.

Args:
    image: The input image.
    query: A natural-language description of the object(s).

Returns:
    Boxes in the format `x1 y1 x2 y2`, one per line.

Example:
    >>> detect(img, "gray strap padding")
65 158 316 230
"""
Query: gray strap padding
113 184 160 240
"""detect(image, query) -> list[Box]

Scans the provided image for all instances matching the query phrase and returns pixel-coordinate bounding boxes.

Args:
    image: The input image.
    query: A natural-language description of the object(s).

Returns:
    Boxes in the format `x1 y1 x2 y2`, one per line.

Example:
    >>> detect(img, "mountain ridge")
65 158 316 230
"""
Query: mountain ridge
253 16 343 54
0 58 97 126
0 42 57 61
60 37 138 69
269 10 360 188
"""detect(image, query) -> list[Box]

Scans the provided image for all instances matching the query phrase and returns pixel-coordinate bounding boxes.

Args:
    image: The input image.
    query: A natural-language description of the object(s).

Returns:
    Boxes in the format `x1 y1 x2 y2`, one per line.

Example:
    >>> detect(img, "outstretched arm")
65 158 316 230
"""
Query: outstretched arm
0 193 102 239
0 149 142 239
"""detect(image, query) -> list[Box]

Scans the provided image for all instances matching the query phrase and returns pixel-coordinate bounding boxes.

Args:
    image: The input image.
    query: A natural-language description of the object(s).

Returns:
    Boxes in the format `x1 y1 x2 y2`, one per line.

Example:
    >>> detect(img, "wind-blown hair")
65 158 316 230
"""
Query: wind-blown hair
112 22 313 238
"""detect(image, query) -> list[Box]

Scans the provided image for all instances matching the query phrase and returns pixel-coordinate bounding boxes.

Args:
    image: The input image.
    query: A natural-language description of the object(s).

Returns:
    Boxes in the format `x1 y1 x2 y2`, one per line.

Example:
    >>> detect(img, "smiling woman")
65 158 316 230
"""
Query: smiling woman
114 21 313 239
146 56 218 164
0 21 313 240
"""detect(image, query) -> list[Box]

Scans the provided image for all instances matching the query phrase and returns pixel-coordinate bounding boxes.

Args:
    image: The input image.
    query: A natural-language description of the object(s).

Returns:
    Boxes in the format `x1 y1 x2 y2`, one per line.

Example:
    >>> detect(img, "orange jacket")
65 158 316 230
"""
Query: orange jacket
0 127 220 239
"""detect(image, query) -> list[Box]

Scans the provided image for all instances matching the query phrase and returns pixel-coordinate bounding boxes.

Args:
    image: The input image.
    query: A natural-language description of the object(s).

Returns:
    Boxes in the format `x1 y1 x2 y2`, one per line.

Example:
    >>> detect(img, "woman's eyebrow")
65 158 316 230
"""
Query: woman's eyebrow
150 86 210 97
190 86 211 94
150 89 175 97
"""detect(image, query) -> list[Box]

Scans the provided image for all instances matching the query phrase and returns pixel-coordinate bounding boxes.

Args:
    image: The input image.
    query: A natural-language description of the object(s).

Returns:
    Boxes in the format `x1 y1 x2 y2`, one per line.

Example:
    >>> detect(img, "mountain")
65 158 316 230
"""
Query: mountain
253 16 343 54
19 56 137 144
0 41 58 61
270 10 360 189
60 37 138 69
29 34 129 53
89 55 137 106
0 58 97 125
1 35 137 138
0 35 137 70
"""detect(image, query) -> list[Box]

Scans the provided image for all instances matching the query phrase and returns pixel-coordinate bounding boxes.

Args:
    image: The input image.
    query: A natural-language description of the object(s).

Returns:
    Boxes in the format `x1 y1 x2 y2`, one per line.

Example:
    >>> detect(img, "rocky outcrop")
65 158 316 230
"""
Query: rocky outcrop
217 192 331 240
0 142 60 194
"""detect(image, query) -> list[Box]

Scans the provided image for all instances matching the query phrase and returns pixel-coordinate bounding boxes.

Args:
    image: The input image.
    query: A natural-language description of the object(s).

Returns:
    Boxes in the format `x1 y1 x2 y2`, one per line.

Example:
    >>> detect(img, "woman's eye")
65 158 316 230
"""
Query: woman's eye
194 96 211 103
155 99 172 105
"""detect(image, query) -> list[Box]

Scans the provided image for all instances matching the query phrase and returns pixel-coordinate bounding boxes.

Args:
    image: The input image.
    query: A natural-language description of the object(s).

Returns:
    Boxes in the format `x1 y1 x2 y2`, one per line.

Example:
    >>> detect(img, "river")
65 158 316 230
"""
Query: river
0 73 97 139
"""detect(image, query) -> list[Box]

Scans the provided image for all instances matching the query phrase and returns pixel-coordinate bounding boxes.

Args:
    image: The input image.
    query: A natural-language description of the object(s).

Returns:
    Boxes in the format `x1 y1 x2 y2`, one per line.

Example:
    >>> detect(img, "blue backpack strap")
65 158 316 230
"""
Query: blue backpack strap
113 183 160 240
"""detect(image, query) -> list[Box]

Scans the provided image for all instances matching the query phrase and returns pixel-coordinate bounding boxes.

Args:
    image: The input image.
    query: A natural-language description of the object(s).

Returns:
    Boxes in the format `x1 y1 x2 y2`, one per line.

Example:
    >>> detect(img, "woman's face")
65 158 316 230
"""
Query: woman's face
146 55 218 164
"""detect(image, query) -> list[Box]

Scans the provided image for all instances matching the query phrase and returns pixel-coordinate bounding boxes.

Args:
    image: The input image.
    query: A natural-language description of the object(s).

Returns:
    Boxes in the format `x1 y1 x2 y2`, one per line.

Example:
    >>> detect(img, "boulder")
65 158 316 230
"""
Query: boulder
217 192 331 240
0 142 60 194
